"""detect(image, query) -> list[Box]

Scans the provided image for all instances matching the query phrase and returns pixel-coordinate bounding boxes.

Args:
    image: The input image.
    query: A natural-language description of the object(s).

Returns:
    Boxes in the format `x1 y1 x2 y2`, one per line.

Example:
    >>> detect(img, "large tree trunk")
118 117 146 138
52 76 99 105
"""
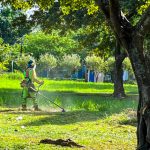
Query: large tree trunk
126 33 150 149
96 0 150 149
113 41 126 98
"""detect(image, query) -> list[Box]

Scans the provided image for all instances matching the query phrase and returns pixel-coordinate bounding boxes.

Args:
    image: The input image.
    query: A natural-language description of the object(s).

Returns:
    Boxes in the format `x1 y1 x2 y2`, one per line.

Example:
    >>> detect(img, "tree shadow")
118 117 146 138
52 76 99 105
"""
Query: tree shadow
0 88 138 127
2 108 136 127
0 88 138 98
7 110 106 126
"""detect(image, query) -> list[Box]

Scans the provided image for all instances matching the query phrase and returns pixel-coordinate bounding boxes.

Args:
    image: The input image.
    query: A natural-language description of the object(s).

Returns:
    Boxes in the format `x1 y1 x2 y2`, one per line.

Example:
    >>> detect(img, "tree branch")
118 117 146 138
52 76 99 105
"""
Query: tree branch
96 0 132 50
136 6 150 36
109 0 132 36
109 0 133 50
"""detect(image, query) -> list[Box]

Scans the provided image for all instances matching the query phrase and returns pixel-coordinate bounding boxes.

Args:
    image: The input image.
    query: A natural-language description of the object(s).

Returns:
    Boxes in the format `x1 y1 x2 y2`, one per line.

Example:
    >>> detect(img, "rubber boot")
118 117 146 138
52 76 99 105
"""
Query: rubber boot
22 104 27 111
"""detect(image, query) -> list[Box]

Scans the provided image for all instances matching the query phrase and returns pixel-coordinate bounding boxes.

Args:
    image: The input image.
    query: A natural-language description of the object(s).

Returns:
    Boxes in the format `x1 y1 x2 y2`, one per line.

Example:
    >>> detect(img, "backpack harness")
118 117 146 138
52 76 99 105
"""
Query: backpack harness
20 68 32 88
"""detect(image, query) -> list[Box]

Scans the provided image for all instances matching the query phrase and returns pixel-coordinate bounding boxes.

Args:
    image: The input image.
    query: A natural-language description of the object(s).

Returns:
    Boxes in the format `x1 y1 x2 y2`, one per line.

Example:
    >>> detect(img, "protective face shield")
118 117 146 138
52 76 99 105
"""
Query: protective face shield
28 60 36 69
33 63 36 70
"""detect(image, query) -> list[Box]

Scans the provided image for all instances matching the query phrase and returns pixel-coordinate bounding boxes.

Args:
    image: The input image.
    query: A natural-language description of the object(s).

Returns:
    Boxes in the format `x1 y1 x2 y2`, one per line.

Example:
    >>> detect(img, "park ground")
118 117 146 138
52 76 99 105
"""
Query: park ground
0 74 138 150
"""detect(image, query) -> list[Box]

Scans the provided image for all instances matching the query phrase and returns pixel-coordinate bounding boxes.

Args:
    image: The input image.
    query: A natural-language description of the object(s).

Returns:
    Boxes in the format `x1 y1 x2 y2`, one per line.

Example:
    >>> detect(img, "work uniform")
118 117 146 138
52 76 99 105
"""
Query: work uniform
22 67 42 110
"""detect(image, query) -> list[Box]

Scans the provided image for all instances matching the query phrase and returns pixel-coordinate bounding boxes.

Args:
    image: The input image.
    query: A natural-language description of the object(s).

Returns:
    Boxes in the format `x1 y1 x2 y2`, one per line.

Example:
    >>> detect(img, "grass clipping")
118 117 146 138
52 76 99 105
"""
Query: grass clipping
40 138 85 148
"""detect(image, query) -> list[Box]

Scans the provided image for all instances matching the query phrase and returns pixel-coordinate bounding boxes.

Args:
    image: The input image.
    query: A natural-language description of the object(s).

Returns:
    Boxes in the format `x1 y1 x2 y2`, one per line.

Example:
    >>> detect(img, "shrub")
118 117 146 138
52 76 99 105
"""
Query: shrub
0 72 23 80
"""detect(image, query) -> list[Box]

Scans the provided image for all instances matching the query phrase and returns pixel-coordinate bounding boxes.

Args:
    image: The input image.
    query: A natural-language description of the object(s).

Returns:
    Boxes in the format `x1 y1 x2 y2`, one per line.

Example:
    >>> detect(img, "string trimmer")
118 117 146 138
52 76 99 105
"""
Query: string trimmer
31 85 66 112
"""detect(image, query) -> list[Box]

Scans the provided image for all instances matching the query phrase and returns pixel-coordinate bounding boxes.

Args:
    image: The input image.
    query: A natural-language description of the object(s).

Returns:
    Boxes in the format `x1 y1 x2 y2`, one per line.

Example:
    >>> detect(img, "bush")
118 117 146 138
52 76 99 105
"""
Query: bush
0 72 23 80
85 54 107 73
60 54 81 77
16 54 35 71
38 53 57 77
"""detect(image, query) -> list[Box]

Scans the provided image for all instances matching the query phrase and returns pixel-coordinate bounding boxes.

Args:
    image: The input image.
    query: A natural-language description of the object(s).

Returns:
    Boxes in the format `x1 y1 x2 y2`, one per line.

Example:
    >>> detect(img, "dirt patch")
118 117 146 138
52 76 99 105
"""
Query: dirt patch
40 138 85 148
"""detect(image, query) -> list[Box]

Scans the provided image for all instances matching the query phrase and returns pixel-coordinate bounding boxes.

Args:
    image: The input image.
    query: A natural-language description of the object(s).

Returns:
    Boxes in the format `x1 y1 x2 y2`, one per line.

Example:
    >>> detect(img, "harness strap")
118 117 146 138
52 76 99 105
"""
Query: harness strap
25 68 31 78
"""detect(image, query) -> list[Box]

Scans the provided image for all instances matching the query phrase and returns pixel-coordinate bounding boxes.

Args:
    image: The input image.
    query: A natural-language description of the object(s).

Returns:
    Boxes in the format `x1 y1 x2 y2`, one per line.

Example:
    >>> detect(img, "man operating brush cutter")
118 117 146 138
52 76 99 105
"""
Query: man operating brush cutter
20 60 44 111
30 84 66 113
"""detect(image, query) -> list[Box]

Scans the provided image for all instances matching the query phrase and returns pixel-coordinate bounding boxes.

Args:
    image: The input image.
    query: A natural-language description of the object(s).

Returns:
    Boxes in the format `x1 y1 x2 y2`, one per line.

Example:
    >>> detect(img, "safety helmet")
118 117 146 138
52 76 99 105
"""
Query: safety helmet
27 60 35 68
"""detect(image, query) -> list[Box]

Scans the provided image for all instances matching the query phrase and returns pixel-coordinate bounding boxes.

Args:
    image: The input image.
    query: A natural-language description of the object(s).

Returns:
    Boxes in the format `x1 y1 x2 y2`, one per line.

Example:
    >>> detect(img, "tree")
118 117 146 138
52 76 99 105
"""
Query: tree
85 54 107 82
38 53 57 77
16 54 34 71
29 2 126 97
96 1 150 149
23 31 78 59
113 41 126 97
0 6 32 45
0 38 10 73
60 54 81 77
4 0 150 148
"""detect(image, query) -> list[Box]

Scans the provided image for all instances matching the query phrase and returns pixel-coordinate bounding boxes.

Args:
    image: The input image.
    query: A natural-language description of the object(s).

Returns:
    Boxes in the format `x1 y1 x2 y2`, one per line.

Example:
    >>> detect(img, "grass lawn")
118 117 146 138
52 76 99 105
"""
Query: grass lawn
0 74 138 150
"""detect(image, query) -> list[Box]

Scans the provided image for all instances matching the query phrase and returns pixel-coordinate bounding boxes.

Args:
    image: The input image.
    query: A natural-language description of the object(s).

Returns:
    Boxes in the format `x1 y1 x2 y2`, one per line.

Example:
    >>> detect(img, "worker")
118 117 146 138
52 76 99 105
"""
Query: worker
21 60 44 111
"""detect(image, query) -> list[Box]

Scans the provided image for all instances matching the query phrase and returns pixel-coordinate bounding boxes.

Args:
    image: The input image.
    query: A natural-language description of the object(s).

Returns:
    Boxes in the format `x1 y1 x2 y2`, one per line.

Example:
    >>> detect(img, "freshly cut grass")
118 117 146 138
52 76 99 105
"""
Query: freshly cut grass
0 78 138 111
0 109 137 150
0 75 138 149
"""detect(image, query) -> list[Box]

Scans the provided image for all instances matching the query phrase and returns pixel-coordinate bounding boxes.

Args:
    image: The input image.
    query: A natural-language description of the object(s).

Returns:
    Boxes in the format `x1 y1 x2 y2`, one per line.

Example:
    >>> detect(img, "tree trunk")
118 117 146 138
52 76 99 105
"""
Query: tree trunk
113 41 126 98
126 33 150 150
96 1 150 148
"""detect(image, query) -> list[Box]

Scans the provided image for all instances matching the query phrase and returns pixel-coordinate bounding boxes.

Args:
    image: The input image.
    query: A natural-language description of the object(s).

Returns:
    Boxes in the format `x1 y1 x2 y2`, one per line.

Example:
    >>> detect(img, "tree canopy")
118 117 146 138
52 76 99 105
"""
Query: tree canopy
0 6 32 45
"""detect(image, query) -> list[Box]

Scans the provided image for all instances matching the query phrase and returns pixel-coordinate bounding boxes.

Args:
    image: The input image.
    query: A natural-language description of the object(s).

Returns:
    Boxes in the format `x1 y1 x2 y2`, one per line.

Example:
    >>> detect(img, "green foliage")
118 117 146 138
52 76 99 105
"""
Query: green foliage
105 57 135 82
0 62 8 73
0 72 23 80
60 0 98 15
16 54 34 71
2 0 96 12
0 6 31 45
123 58 133 72
2 0 149 28
106 57 134 78
137 1 150 15
123 57 134 82
38 53 57 77
85 54 107 73
0 38 11 73
39 53 57 70
23 31 78 59
60 54 81 77
106 57 115 73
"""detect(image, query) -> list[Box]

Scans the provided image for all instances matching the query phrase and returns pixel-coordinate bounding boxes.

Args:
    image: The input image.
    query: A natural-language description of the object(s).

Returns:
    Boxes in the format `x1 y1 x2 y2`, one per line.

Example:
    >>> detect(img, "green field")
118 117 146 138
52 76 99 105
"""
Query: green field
0 74 138 150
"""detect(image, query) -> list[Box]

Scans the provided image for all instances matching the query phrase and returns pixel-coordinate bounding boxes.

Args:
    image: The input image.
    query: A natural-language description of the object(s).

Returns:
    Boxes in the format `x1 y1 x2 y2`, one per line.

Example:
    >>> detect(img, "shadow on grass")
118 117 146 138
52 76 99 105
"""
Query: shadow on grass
0 88 138 98
2 108 136 127
0 88 113 96
6 110 106 126
119 119 137 127
0 88 138 127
